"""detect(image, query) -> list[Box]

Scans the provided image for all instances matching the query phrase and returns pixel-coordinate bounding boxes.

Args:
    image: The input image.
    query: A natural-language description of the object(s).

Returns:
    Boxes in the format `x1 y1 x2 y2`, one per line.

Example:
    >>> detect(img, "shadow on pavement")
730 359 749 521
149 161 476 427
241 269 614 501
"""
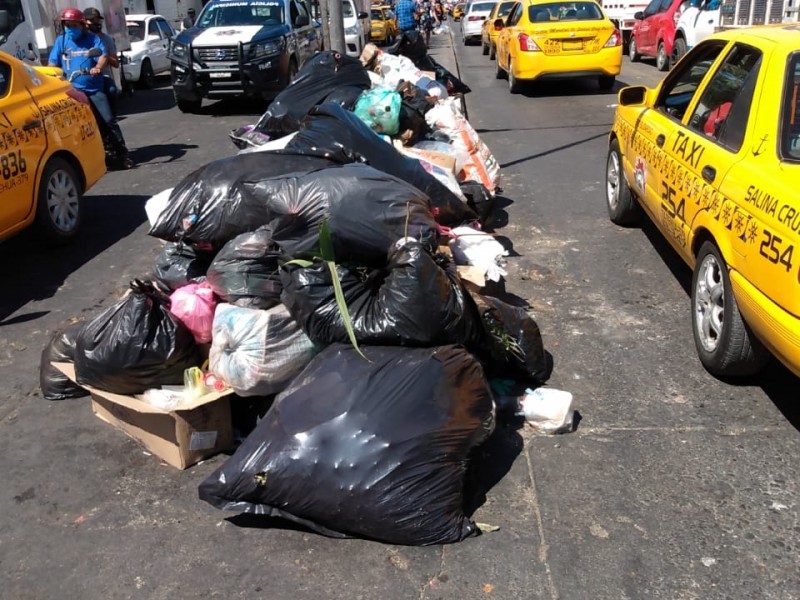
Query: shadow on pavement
0 193 149 324
131 143 199 165
518 77 634 98
499 130 609 169
463 422 524 517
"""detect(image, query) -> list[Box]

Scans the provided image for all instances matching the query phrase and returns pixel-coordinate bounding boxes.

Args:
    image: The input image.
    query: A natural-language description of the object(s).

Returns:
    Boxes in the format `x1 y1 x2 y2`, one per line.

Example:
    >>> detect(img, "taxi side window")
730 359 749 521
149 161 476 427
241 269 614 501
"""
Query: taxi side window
687 44 761 152
0 61 10 99
507 3 523 25
656 41 725 122
780 53 800 162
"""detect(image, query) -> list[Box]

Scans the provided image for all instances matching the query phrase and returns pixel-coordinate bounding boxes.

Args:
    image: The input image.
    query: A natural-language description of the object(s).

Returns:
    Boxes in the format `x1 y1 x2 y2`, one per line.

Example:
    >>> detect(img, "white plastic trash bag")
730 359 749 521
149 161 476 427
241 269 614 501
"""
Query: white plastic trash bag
425 98 501 195
519 388 574 434
449 226 508 282
209 303 317 397
145 188 173 228
238 131 298 154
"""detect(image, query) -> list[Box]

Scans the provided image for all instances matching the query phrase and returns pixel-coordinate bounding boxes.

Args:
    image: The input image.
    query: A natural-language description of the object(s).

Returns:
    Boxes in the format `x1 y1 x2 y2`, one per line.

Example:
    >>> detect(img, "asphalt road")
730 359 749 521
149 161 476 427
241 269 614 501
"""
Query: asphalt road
0 28 798 600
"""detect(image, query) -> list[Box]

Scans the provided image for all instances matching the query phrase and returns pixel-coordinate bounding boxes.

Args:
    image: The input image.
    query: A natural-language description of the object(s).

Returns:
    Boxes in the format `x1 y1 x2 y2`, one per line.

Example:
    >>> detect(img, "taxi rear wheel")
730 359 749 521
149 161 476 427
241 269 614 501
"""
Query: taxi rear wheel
605 139 641 226
482 39 489 55
495 53 507 79
691 242 769 377
489 43 496 60
508 59 523 94
34 157 82 244
656 42 669 71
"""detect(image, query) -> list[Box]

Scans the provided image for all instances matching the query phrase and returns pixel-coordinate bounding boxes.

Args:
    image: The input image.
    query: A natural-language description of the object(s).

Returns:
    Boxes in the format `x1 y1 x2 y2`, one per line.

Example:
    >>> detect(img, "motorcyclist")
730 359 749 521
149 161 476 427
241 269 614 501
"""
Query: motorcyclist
48 7 133 169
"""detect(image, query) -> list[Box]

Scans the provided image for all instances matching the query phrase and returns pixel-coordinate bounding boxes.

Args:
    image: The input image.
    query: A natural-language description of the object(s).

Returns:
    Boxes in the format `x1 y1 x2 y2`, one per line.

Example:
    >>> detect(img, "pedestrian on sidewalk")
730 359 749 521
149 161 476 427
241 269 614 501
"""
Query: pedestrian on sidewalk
395 0 420 32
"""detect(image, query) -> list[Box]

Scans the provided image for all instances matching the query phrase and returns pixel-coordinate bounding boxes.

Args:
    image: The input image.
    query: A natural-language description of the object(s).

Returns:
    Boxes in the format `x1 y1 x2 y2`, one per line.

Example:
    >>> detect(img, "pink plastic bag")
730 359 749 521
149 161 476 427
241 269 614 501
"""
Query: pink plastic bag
169 282 217 344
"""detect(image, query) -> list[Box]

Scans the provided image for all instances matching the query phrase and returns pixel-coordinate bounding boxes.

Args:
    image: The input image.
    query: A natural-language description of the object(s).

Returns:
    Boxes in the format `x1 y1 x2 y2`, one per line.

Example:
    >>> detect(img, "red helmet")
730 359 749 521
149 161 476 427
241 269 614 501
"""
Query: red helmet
60 7 84 21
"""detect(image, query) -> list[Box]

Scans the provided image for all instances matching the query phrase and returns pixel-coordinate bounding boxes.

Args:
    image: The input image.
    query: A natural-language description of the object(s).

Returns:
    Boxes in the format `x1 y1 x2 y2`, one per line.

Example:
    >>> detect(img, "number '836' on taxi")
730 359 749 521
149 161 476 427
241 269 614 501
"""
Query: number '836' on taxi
606 25 800 379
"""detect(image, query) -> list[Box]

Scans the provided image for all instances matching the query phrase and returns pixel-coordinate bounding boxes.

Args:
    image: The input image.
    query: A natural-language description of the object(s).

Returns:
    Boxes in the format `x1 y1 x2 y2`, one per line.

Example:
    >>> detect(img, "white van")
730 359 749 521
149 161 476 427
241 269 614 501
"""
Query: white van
343 0 369 57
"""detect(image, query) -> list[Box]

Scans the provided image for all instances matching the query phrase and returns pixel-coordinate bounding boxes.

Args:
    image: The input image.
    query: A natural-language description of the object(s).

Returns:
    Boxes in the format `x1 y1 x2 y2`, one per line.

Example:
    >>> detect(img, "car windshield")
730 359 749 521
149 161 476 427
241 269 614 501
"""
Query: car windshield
342 1 355 17
496 1 515 16
528 2 604 20
470 2 496 12
197 1 285 27
371 8 383 18
127 21 145 41
782 52 800 161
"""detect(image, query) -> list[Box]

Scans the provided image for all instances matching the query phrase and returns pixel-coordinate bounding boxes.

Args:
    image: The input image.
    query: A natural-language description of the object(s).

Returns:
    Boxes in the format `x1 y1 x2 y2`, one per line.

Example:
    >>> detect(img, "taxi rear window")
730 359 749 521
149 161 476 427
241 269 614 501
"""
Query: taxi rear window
781 52 800 162
528 2 604 21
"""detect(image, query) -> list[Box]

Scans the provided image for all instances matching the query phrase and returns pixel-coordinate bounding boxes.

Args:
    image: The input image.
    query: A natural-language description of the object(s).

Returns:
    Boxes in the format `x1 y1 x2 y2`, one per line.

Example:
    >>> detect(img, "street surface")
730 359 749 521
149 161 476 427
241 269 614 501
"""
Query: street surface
0 27 798 600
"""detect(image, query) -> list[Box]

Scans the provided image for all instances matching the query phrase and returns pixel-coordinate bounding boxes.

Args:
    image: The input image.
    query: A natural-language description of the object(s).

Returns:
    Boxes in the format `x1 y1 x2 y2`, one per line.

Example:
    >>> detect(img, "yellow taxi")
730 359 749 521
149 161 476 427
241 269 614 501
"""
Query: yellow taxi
481 0 516 59
370 6 397 45
606 25 800 378
453 3 465 20
0 51 105 243
494 0 622 93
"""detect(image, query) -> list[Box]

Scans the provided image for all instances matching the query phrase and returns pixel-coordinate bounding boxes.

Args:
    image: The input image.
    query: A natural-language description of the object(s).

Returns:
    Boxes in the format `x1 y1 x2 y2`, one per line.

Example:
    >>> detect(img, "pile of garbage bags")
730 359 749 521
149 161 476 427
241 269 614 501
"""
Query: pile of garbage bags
39 39 552 546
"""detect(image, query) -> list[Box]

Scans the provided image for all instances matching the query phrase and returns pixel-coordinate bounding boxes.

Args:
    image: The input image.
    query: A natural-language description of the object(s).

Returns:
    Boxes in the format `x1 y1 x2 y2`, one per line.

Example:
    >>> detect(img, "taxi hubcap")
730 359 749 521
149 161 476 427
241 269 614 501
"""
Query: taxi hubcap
606 151 620 209
46 169 79 232
695 254 724 352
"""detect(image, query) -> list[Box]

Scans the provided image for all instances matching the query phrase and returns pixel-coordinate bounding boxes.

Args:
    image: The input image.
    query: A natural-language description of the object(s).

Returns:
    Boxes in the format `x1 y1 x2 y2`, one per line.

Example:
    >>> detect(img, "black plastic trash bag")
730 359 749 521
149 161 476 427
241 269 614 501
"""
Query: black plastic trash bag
206 228 283 309
284 103 477 225
74 280 201 395
153 241 215 292
390 30 471 95
472 294 550 382
281 241 483 347
255 51 371 138
198 344 495 545
148 153 334 247
459 181 496 225
40 324 88 401
265 164 439 265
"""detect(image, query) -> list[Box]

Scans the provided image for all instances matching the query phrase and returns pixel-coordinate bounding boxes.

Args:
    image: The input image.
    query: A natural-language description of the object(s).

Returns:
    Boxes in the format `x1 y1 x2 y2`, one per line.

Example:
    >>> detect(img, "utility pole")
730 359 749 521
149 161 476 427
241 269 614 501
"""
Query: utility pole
328 0 346 53
317 0 331 51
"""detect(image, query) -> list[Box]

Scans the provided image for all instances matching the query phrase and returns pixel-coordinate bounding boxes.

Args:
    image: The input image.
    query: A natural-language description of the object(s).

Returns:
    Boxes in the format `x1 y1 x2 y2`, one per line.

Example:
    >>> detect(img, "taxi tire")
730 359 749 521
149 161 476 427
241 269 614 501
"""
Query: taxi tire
628 36 640 62
508 60 523 94
656 42 669 71
34 157 81 244
598 75 615 91
139 60 155 89
605 139 641 226
495 54 507 79
691 242 769 377
489 43 496 60
482 40 489 55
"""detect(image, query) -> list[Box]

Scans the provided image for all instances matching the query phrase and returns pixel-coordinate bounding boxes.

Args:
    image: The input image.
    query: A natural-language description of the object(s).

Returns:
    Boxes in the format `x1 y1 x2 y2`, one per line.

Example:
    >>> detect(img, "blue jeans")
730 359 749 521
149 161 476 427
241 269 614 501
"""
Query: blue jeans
88 90 128 153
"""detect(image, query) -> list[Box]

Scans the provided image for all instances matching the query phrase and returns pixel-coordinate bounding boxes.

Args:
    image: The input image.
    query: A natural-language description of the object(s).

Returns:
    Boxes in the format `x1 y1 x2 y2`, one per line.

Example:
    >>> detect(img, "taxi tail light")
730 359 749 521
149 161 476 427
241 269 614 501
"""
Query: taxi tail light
604 29 622 47
66 88 91 106
494 21 503 30
518 33 541 51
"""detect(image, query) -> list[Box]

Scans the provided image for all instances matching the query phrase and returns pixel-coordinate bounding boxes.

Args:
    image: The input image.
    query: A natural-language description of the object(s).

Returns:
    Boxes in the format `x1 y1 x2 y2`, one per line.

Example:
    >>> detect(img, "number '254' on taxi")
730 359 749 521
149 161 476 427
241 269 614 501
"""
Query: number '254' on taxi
606 25 800 379
493 0 622 94
0 51 105 244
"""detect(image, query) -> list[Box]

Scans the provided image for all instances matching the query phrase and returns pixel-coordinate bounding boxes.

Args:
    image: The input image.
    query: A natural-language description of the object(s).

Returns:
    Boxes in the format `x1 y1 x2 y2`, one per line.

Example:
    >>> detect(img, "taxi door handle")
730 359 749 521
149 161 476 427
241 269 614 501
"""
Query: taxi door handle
656 134 665 147
23 119 41 131
702 165 716 183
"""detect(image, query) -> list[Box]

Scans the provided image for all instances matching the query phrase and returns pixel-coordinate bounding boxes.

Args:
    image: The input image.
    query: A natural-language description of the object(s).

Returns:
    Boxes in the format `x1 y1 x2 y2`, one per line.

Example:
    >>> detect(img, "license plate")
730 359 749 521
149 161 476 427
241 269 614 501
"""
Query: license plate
562 40 583 51
209 71 231 79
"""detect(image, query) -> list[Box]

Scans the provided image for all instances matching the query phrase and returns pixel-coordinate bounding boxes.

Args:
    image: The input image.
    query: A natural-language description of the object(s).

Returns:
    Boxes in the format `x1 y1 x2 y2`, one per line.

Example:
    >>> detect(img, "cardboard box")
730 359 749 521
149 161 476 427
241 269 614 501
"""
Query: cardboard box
53 363 234 469
437 244 487 290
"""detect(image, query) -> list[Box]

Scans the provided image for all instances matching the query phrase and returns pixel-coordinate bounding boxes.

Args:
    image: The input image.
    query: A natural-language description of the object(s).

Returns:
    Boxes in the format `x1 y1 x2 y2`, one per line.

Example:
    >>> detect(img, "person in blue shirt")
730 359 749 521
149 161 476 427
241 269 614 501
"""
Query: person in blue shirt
48 7 132 169
395 0 420 31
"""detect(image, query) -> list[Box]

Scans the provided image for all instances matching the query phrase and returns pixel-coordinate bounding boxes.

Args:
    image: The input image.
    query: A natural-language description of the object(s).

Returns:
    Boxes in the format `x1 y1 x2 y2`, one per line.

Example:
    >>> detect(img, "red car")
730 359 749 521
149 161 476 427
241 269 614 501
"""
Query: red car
628 0 685 71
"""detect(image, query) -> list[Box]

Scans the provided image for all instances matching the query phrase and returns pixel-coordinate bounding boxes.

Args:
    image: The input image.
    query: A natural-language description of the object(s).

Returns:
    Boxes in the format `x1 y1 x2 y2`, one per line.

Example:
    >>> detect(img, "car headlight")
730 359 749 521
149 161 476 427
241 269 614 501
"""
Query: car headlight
251 38 285 58
170 42 187 59
345 25 358 35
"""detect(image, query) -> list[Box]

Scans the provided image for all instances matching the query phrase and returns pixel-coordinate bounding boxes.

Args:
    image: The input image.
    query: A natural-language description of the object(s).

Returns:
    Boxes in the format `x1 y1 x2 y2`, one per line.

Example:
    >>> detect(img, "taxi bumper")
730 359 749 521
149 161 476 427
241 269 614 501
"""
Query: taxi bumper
513 46 622 80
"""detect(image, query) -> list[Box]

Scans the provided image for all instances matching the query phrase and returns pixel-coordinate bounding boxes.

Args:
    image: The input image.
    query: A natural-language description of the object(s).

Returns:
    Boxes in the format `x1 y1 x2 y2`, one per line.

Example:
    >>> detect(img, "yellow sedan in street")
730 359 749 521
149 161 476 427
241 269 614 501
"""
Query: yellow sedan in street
481 0 515 60
494 0 622 93
606 25 800 378
0 51 105 243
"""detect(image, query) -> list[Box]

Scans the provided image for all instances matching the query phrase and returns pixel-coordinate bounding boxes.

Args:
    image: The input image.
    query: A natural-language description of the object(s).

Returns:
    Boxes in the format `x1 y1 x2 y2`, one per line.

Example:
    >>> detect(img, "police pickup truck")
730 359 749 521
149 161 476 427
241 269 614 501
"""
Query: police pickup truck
169 0 321 112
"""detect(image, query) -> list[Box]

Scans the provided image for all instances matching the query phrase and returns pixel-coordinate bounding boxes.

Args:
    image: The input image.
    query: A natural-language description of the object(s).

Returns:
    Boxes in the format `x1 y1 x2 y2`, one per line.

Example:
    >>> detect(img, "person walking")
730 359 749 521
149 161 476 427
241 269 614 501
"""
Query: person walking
181 8 196 31
48 8 133 169
395 0 420 32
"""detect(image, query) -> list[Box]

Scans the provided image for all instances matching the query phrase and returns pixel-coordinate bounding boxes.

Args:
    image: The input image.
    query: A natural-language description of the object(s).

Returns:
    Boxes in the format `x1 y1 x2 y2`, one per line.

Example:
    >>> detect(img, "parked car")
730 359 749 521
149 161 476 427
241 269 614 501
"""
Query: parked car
124 14 176 88
494 0 622 93
343 0 370 57
628 0 685 71
0 51 105 243
481 0 515 58
169 0 322 113
605 26 800 378
462 0 497 44
453 3 465 19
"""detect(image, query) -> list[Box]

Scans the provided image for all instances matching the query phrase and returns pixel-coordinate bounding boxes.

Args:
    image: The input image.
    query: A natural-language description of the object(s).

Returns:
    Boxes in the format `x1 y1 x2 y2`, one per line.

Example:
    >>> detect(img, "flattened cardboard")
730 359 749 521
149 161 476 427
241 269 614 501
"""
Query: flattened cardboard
53 363 233 469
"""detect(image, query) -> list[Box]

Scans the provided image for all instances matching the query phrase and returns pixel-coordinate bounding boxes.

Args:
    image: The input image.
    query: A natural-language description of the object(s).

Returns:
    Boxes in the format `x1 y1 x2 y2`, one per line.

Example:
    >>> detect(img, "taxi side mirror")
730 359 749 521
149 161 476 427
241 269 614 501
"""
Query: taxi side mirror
493 17 505 29
358 11 369 19
634 10 644 19
619 85 648 106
